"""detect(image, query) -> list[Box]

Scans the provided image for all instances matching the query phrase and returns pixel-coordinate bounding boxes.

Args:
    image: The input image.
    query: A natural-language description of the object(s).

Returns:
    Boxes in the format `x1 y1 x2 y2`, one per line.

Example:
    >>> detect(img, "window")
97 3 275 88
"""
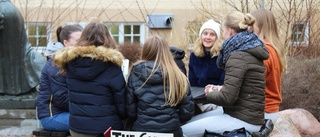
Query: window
291 22 309 44
26 23 51 53
109 24 120 43
66 22 145 45
105 23 145 44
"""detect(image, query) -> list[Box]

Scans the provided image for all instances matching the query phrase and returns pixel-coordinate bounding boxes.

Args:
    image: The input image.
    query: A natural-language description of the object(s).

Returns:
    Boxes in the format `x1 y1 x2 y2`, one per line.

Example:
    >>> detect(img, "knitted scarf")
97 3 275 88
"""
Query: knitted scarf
217 30 263 69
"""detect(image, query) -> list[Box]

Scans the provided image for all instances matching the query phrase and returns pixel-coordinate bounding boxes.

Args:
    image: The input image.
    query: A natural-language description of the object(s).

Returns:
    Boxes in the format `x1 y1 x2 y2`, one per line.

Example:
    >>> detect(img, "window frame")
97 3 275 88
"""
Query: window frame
104 22 145 44
25 22 51 53
291 21 309 45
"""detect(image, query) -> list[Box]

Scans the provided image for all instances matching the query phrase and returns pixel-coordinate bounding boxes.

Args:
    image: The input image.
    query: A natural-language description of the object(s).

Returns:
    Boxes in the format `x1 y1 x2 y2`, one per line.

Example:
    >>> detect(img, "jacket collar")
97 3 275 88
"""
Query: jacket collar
53 45 124 70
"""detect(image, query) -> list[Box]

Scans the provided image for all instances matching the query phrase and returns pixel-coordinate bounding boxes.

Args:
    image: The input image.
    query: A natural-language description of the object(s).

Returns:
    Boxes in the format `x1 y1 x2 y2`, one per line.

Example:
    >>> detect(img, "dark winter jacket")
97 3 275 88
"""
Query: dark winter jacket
53 46 127 134
207 46 269 125
188 52 225 87
37 59 69 119
170 46 186 75
126 61 194 137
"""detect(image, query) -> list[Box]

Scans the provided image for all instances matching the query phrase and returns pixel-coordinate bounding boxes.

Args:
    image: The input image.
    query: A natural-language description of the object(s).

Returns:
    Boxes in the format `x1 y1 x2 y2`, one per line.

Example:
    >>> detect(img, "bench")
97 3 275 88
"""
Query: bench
32 128 70 137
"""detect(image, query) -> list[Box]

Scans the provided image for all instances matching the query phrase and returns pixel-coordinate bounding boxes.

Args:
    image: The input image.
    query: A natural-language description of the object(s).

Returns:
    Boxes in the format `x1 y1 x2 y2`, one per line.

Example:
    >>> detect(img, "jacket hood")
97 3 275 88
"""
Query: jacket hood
245 45 269 61
44 42 64 56
53 46 124 79
170 46 185 60
132 61 163 84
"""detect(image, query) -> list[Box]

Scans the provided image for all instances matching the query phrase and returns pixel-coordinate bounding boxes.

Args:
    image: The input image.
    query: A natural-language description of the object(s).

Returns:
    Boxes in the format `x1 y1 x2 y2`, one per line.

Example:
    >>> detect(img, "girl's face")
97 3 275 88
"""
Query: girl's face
201 29 217 51
64 31 82 46
222 23 233 40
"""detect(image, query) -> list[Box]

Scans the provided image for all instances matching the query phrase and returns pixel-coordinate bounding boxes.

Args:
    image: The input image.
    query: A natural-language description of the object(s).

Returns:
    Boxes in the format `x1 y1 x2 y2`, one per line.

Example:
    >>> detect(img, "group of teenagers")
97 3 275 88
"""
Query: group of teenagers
36 9 286 137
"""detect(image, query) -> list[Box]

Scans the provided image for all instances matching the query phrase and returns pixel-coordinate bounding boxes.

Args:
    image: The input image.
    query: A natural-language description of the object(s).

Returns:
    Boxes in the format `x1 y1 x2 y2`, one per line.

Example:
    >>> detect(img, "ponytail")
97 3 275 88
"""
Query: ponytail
239 14 255 29
56 26 63 43
55 25 83 45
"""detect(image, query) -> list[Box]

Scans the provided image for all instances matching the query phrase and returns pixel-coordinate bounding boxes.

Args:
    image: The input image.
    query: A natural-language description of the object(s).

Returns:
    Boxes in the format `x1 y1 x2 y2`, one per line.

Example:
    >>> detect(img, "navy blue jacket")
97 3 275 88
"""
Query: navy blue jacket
126 61 194 137
170 46 186 75
53 46 127 134
37 59 69 119
188 52 225 87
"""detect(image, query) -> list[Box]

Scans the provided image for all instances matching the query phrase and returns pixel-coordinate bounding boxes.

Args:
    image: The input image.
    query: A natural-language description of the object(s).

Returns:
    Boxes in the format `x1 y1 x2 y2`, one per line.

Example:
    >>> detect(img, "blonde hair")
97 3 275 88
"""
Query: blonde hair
251 9 287 73
193 37 221 57
137 36 189 107
224 11 255 33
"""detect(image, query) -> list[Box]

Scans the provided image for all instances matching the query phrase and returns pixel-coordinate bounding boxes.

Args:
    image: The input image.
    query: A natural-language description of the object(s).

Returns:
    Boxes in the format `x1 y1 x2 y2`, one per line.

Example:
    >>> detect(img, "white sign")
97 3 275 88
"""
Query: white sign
110 130 173 137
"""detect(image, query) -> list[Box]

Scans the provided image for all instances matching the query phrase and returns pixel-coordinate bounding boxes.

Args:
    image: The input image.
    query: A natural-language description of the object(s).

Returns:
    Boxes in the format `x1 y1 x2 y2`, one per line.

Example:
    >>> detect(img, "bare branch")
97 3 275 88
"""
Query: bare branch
221 0 240 11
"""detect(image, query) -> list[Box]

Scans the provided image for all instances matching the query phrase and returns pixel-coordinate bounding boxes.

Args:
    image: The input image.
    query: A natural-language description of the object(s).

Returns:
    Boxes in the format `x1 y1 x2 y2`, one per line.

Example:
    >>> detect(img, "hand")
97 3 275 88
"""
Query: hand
204 85 222 96
215 85 222 92
204 84 213 96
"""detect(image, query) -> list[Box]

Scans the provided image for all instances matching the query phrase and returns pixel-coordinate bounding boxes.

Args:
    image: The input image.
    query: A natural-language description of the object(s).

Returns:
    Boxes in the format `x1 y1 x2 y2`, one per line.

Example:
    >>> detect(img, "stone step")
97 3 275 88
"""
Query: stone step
0 92 37 109
0 109 37 119
0 119 40 127
0 119 27 127
0 126 36 136
0 94 39 136
0 99 36 109
0 109 38 130
0 119 39 136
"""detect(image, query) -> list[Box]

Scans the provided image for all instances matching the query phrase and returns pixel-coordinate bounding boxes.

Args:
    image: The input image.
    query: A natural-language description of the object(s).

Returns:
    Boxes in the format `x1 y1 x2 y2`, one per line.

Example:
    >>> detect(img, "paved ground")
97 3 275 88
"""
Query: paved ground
0 119 38 137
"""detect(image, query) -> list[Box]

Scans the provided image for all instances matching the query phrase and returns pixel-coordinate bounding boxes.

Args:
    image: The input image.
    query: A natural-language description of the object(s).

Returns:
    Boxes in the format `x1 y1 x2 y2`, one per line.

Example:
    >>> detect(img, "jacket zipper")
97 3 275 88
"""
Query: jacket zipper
49 94 53 117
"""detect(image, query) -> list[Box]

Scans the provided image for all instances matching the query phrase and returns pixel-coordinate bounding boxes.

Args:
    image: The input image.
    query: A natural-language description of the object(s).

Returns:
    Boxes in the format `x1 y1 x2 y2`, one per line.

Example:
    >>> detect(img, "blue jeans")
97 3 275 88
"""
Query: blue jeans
40 112 69 132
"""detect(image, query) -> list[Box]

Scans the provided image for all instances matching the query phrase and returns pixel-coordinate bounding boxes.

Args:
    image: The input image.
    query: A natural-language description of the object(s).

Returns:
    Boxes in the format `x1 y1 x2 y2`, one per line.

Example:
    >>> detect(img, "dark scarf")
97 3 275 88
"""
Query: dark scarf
217 30 263 69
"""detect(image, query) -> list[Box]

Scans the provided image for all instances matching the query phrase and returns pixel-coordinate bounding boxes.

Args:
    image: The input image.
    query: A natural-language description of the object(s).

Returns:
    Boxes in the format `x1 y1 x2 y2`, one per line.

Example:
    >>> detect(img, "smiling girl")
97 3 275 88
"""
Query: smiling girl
188 19 224 88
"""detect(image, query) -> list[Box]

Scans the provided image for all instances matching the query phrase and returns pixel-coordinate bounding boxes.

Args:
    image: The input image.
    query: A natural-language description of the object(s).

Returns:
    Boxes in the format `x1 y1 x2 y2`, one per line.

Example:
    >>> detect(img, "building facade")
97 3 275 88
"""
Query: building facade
11 0 319 54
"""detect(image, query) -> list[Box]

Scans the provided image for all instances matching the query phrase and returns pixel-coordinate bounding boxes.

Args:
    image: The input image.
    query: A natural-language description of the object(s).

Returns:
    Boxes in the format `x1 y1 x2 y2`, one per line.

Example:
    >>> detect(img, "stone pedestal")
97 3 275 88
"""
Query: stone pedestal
0 90 37 109
0 94 38 135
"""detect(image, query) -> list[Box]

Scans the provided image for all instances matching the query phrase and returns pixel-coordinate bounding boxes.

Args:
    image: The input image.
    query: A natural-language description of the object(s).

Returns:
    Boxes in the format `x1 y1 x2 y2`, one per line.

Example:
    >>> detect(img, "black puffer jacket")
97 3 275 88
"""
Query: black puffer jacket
126 61 194 137
170 46 186 75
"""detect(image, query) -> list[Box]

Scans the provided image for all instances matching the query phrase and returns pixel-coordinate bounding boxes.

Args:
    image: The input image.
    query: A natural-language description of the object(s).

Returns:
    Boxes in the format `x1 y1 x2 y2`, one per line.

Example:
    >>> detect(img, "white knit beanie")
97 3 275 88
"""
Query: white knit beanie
198 19 221 39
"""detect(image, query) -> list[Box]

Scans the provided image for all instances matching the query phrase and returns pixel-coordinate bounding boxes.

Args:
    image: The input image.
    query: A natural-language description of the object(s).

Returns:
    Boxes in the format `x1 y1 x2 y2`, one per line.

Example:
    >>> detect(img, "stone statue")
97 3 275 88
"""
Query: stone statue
0 0 46 95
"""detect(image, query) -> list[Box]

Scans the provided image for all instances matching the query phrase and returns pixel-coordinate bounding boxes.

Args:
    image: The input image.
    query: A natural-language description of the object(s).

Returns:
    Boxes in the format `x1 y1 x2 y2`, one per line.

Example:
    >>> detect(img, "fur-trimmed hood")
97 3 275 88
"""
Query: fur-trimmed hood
53 46 124 77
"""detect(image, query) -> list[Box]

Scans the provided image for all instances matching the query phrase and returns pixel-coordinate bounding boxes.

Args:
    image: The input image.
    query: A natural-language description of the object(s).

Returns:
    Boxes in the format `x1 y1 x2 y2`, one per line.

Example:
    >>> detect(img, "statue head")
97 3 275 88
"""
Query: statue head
0 0 28 49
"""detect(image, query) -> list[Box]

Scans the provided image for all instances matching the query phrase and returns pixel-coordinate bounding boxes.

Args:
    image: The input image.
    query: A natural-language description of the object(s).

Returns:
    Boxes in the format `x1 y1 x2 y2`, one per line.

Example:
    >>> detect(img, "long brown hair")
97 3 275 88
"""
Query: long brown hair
251 9 287 73
138 36 189 107
76 22 116 49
